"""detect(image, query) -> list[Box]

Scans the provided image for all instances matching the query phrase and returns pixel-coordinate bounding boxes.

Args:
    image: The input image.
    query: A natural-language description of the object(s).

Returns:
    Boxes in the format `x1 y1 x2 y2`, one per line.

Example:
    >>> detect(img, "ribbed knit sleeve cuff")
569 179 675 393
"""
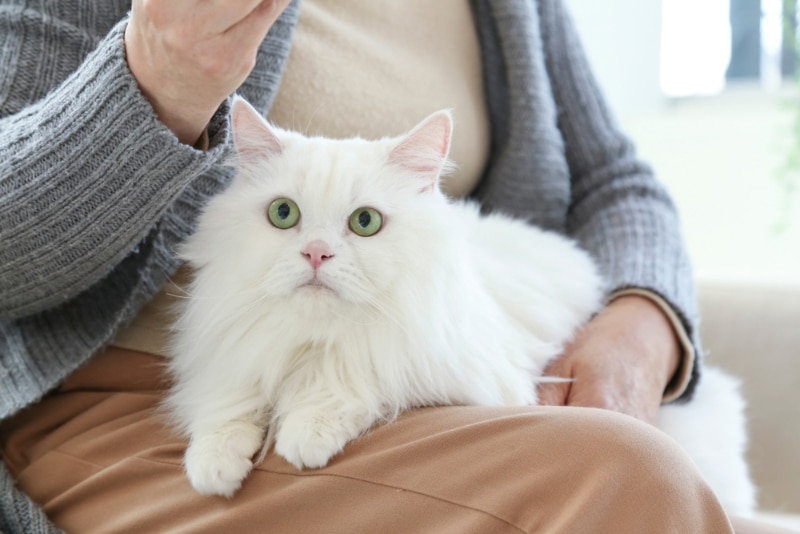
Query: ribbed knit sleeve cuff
0 461 62 533
0 17 232 318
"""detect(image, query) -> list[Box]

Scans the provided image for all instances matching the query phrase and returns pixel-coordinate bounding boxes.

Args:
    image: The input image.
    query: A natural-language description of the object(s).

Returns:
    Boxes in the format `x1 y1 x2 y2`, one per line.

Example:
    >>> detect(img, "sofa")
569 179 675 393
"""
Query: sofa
697 278 800 529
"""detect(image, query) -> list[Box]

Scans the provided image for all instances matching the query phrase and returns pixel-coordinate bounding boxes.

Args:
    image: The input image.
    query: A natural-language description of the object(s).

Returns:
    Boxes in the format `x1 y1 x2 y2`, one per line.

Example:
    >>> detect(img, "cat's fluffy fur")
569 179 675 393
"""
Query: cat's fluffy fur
167 97 755 515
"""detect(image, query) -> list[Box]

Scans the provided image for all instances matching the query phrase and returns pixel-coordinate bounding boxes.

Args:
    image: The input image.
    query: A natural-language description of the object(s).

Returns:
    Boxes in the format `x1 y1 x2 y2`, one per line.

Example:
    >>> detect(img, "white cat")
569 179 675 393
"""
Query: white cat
167 96 755 516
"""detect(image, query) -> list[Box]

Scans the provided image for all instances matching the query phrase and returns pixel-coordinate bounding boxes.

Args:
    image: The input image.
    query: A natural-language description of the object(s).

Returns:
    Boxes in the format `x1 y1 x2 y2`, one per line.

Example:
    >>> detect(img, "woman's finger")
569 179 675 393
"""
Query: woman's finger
201 0 273 35
125 0 292 144
536 358 571 406
225 0 291 47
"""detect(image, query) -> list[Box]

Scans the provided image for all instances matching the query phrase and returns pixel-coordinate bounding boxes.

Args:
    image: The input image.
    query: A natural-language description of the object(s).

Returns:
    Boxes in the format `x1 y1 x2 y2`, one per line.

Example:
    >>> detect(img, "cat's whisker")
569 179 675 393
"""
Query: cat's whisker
236 272 295 317
339 275 409 334
302 99 327 137
324 300 384 327
164 272 194 296
166 283 264 303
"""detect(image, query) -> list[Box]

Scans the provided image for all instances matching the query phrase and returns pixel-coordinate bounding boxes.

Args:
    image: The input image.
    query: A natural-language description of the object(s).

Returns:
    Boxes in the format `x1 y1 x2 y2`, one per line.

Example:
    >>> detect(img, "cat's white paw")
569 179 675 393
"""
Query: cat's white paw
274 413 354 470
184 420 264 497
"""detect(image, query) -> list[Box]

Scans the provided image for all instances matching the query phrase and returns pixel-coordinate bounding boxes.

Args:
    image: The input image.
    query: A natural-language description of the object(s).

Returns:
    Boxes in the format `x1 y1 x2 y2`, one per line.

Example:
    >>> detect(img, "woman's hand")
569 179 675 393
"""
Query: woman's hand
537 295 682 424
124 0 292 145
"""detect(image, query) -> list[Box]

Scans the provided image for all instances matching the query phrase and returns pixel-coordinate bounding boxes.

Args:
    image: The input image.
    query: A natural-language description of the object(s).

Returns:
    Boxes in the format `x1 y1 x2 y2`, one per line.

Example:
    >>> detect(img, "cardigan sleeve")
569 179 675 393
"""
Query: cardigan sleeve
537 0 701 400
0 18 231 320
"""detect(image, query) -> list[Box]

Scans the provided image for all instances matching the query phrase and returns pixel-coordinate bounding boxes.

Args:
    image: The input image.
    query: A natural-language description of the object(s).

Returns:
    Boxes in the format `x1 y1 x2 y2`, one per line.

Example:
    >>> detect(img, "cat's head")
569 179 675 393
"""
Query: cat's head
182 96 459 318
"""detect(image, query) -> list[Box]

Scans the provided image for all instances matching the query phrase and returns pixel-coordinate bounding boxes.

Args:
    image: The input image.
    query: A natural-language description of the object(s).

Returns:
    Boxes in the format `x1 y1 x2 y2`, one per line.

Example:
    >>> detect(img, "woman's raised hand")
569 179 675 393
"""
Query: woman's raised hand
125 0 292 145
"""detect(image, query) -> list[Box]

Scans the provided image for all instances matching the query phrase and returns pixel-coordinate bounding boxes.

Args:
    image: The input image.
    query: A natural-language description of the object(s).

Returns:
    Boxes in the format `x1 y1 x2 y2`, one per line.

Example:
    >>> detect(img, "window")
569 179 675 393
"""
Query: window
567 0 800 283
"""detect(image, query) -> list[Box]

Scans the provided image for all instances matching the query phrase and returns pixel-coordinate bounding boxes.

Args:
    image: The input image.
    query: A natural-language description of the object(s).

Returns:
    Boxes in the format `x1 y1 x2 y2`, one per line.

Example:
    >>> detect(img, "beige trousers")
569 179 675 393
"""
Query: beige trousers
1 347 736 533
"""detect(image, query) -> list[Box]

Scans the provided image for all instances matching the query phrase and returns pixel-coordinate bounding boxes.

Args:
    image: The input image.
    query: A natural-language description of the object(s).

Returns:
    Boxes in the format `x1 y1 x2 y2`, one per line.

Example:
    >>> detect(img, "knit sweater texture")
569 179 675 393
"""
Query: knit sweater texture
0 0 700 531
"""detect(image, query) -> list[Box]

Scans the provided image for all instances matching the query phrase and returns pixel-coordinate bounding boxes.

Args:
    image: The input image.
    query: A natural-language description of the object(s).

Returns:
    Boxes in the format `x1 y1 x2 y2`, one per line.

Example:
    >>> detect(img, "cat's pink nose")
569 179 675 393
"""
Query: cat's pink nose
302 240 334 269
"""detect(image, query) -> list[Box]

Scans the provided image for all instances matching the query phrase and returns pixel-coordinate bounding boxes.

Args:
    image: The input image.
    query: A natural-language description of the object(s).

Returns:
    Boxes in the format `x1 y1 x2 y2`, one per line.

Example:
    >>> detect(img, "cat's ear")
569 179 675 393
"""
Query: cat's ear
389 110 453 193
231 95 283 163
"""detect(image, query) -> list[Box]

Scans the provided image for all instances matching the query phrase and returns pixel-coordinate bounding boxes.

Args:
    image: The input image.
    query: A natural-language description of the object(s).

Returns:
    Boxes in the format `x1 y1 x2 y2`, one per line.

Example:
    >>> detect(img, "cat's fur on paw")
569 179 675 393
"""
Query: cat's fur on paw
274 410 361 469
183 420 264 497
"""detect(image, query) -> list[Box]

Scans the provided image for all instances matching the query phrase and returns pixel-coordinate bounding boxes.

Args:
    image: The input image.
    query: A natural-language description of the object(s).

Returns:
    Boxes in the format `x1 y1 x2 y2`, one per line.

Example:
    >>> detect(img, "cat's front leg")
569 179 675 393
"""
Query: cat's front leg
184 418 265 497
274 401 374 470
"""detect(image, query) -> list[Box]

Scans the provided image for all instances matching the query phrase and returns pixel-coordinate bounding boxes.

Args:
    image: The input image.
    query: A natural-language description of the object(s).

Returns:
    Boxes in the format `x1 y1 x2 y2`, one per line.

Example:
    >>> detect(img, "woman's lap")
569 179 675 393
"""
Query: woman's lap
0 348 733 533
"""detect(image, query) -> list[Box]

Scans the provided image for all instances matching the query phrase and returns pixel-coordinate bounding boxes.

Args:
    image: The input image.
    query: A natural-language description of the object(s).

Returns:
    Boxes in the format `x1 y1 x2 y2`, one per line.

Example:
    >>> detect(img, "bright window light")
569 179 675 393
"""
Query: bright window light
660 0 731 97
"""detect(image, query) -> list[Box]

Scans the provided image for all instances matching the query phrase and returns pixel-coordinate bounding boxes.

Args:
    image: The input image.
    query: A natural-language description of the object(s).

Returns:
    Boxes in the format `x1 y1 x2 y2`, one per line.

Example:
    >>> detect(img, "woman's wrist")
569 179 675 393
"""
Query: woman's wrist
606 294 682 392
122 0 293 146
607 288 696 402
123 23 221 145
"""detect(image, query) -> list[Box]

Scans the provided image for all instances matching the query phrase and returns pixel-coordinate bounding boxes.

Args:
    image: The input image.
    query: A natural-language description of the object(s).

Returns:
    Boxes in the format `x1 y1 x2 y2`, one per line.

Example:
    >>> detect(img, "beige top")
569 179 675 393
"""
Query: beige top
267 0 490 197
112 0 491 355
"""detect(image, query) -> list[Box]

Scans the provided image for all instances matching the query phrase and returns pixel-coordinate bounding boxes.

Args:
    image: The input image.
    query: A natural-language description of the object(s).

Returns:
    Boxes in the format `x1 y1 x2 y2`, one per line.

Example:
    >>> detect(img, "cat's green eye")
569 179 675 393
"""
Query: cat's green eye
267 198 301 229
349 207 383 237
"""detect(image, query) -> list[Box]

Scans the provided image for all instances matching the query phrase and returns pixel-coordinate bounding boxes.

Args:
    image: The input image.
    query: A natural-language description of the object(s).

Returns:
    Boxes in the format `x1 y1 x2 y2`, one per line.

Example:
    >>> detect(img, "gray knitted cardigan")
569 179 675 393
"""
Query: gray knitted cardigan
0 0 700 531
